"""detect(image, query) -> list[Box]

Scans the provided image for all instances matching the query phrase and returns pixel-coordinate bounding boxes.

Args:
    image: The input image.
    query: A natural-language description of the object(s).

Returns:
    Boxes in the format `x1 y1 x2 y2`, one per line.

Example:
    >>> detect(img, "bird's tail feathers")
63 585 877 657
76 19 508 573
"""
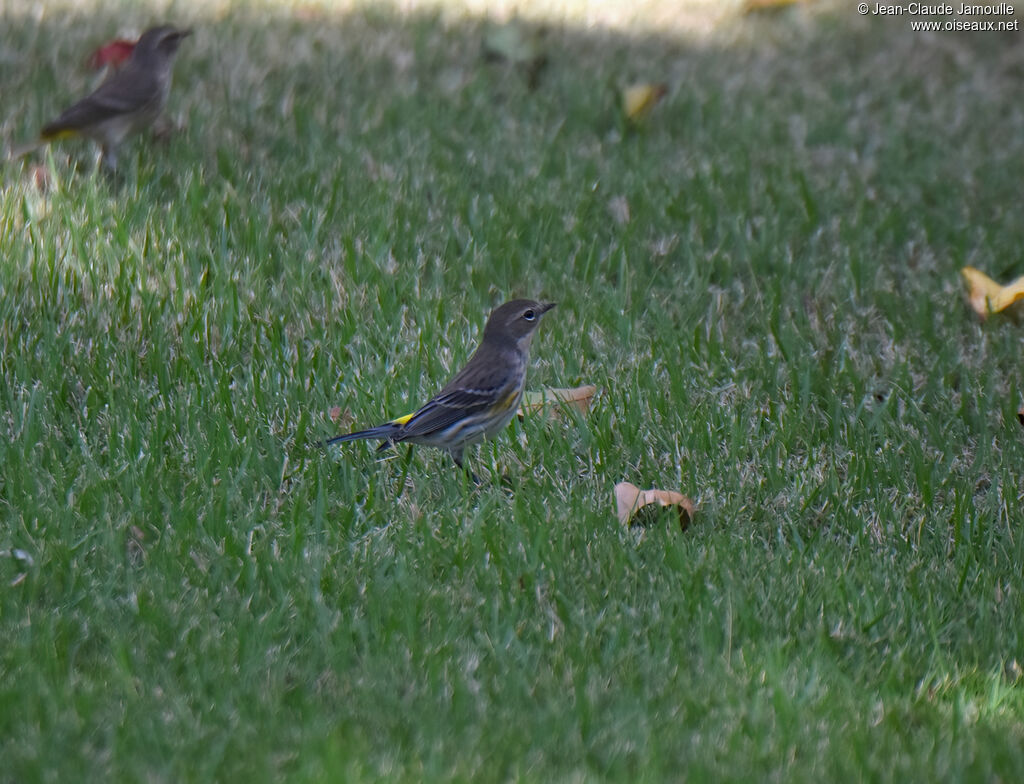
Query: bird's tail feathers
325 422 403 447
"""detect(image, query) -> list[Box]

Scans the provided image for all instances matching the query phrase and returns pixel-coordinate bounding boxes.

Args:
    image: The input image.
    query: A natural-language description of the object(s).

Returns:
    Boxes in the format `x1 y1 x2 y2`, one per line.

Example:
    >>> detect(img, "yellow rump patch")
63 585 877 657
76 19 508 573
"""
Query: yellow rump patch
40 129 79 141
498 389 521 411
390 412 415 426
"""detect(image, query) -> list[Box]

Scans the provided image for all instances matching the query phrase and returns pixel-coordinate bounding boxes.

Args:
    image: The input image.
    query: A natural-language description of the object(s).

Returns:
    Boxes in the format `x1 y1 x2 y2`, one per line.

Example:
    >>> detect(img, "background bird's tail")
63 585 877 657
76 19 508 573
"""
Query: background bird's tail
8 139 44 159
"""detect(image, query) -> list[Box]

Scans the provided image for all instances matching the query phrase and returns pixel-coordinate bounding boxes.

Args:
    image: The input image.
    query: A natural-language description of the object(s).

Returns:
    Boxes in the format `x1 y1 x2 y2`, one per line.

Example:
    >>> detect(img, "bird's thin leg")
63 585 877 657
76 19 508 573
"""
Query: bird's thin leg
395 445 414 498
451 448 480 486
100 144 117 173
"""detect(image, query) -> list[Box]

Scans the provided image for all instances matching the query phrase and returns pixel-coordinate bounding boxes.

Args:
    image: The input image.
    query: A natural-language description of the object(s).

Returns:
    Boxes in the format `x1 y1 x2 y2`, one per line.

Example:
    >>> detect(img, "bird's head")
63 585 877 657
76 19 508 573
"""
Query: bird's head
483 299 557 349
133 25 192 62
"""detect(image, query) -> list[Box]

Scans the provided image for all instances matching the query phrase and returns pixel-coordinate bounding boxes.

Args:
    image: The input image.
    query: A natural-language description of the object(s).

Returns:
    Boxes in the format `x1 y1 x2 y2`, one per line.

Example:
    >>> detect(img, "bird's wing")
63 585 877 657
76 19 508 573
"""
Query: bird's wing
399 384 512 438
41 66 159 137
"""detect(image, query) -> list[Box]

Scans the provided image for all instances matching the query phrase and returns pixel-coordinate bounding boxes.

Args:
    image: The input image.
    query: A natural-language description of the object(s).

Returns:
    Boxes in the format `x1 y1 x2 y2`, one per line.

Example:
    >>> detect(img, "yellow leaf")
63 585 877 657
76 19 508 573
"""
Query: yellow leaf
519 385 597 418
614 482 696 531
622 83 668 122
961 266 1024 318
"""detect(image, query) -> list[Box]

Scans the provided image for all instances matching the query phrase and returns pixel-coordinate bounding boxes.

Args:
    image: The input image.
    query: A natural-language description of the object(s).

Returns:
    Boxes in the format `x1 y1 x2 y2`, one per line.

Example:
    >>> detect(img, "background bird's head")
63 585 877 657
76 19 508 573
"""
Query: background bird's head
133 25 192 63
483 299 556 348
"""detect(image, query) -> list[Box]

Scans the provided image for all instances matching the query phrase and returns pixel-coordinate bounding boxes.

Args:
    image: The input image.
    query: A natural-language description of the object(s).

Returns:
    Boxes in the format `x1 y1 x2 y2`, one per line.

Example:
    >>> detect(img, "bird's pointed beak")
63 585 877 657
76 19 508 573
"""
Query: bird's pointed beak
541 302 557 314
176 28 193 40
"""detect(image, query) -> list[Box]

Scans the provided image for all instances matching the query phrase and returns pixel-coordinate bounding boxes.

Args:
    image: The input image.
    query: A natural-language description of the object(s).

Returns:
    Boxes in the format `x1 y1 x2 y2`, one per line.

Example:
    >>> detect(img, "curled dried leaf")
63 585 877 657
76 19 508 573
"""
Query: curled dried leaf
519 385 597 419
961 266 1024 318
615 482 696 531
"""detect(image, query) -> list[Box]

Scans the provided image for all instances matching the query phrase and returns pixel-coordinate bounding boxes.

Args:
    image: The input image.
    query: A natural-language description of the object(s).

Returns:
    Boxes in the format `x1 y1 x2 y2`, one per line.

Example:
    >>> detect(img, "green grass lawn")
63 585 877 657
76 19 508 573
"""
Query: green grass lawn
2 0 1024 779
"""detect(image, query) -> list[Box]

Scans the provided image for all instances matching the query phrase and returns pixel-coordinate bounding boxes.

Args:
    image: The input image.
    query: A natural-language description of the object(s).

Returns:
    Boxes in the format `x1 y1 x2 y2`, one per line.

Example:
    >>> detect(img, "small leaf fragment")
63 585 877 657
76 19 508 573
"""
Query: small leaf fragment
519 385 597 418
615 482 696 531
961 266 1024 318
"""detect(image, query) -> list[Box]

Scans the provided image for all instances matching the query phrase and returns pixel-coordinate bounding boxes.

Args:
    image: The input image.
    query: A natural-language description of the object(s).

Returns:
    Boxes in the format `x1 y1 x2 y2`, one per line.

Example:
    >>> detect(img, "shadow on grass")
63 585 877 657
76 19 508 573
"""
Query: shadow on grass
4 1 1022 258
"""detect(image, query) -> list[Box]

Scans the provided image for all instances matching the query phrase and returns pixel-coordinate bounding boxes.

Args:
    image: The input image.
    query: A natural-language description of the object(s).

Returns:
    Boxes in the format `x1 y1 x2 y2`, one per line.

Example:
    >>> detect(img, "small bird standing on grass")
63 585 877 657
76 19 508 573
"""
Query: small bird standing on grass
17 25 191 171
328 299 556 475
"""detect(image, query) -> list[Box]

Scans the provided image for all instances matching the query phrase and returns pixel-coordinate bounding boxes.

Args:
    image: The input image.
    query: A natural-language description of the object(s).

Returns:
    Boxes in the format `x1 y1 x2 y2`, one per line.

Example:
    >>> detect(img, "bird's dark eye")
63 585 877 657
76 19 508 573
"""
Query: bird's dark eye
523 309 536 321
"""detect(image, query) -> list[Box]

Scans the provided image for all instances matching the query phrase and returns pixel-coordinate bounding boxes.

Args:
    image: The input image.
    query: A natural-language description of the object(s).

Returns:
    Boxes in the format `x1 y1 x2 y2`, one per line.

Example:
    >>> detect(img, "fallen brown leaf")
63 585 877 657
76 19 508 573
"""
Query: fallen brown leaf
519 385 597 419
961 266 1024 319
615 481 696 531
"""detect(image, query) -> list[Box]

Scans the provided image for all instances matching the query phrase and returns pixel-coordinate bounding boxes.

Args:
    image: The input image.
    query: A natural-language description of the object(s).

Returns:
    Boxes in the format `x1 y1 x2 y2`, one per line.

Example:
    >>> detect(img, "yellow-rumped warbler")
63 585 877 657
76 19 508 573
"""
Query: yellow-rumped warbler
328 299 556 472
24 25 191 170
